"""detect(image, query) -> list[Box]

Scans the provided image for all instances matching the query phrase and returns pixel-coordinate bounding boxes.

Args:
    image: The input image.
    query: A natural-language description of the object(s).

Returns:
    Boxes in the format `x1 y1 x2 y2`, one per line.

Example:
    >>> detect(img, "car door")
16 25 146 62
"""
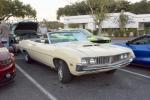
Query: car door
127 36 150 65
31 39 56 68
26 40 40 61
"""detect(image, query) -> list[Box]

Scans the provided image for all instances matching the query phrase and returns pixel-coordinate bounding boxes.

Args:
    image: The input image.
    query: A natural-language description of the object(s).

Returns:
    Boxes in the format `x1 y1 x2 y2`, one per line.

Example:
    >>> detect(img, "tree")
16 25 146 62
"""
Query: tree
130 0 150 14
118 10 129 34
86 0 114 34
0 0 36 22
57 0 150 19
57 1 90 19
42 19 64 29
108 0 130 13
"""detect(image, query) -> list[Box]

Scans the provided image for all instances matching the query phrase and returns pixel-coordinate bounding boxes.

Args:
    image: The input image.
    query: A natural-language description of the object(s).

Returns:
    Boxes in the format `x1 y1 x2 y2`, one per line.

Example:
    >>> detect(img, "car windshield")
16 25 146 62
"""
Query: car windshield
62 29 92 37
79 29 92 37
48 32 88 43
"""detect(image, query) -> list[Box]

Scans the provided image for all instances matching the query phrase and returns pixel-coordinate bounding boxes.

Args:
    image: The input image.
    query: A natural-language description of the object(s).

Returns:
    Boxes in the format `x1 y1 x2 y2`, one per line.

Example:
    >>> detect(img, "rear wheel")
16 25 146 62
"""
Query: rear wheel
25 53 32 64
57 60 71 83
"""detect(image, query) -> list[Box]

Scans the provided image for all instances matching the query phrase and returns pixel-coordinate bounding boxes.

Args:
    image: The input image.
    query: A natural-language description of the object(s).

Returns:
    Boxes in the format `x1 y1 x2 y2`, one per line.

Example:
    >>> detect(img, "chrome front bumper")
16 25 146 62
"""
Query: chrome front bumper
76 58 133 72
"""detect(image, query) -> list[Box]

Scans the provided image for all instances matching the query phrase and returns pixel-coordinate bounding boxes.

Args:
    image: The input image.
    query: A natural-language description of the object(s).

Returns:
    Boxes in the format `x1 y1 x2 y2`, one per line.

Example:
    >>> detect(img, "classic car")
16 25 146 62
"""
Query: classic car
0 43 16 85
117 34 150 67
60 29 111 43
19 31 135 83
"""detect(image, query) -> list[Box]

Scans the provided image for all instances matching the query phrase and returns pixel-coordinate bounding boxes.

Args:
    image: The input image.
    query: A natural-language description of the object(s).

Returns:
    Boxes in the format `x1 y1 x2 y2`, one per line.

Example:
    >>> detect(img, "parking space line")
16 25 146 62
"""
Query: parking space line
16 64 57 100
118 68 150 79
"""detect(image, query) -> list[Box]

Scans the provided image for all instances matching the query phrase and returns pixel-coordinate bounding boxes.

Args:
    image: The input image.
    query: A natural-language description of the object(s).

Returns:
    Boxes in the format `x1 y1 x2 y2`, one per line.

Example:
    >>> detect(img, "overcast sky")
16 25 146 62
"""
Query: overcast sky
19 0 142 21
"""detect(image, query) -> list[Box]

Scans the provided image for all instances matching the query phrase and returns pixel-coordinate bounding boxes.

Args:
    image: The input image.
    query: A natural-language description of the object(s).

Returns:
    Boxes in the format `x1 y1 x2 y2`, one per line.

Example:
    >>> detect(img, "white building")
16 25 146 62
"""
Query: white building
60 12 150 31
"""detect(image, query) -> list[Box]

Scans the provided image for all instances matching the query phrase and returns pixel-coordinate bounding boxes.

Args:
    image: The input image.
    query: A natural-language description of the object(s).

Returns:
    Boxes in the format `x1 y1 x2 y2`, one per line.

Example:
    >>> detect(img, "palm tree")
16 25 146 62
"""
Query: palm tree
118 10 129 36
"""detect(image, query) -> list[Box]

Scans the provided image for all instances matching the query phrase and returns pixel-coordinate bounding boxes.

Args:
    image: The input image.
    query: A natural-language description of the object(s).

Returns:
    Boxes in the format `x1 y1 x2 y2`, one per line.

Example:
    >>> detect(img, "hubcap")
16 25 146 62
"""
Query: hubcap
25 54 28 61
58 66 63 81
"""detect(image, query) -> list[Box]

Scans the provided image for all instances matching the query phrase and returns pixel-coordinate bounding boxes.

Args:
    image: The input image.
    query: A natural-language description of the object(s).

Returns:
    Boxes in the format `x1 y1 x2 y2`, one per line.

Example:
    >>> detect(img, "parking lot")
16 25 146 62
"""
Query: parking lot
0 40 150 100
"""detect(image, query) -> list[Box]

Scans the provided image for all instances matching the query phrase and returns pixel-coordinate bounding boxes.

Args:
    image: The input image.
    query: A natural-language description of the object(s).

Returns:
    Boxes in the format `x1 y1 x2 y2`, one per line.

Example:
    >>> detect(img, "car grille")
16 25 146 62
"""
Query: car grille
96 56 110 65
94 53 129 65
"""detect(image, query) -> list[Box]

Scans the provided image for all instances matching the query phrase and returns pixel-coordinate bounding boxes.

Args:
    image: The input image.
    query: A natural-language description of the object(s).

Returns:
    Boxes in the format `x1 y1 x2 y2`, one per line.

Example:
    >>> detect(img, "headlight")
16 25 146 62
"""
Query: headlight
120 53 129 60
120 55 124 59
81 58 97 65
89 58 96 64
0 59 12 66
81 59 88 65
124 53 128 59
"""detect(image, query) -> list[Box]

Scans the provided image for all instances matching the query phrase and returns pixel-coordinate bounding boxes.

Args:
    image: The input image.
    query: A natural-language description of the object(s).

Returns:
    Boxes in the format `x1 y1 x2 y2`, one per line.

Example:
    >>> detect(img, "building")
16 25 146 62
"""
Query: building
60 12 150 33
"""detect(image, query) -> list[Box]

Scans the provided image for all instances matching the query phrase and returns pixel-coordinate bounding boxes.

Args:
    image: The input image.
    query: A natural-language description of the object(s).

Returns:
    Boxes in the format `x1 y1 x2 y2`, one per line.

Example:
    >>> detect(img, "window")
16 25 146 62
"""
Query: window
132 36 150 45
48 32 88 44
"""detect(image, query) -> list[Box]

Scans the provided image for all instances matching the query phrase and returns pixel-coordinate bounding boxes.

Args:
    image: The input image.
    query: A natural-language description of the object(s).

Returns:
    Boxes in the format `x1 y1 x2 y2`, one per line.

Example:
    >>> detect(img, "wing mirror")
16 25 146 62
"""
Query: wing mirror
126 41 132 46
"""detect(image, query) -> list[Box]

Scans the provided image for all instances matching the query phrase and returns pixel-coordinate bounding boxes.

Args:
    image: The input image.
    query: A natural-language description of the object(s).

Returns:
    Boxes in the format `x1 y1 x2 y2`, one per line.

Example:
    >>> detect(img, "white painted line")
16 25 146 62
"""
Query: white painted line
118 68 150 79
16 64 57 100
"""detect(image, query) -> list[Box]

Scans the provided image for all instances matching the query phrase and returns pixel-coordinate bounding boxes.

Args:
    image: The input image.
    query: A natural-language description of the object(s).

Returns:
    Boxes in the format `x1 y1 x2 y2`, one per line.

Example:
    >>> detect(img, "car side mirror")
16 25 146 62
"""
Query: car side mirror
126 41 131 46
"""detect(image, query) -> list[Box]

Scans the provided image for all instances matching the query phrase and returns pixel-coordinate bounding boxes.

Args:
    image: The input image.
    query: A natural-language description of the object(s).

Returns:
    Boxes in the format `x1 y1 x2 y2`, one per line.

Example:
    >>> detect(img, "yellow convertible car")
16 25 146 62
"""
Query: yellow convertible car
19 31 135 83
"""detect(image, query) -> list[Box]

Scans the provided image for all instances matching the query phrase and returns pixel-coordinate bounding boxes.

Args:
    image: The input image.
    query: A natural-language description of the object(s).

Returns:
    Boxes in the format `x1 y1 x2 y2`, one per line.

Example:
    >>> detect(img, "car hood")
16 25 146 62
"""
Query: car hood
0 47 10 60
55 41 131 57
14 21 38 36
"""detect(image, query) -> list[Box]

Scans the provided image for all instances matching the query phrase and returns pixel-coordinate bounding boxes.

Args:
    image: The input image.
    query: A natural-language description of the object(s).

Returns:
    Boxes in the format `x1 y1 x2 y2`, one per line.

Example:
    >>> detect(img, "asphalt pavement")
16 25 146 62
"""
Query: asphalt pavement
0 39 150 100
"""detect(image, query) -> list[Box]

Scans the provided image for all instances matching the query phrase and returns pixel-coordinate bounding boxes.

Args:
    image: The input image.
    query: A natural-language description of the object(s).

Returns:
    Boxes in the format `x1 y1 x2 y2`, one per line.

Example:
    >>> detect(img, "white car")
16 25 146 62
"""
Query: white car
19 31 135 83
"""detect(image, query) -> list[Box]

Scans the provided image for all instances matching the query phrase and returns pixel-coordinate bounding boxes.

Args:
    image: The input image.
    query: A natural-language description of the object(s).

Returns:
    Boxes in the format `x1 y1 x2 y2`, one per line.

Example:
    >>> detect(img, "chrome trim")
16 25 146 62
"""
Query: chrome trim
82 53 130 65
76 58 133 72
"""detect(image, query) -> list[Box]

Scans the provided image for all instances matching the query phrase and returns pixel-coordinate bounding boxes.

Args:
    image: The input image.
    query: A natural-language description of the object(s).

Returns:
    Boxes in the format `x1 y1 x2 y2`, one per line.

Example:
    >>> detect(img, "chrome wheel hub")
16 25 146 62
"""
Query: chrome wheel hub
58 67 63 81
25 55 28 61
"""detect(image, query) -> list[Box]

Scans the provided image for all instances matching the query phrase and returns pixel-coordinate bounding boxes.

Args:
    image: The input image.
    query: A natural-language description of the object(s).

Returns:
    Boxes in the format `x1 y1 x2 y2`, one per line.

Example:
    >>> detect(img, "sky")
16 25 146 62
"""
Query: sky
19 0 142 21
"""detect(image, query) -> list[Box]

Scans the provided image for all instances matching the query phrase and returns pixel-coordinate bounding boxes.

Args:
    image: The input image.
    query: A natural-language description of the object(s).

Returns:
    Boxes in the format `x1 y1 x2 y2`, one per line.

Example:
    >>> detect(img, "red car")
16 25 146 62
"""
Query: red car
0 43 16 85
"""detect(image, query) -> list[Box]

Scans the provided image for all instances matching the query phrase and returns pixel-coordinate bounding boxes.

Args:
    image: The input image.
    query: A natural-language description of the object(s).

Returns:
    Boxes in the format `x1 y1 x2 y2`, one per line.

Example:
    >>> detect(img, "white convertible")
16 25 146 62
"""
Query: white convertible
19 31 135 83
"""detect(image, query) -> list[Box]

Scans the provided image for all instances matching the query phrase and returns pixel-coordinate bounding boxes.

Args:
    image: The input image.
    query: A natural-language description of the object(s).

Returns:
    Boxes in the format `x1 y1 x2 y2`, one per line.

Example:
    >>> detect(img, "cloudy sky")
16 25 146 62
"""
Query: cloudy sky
19 0 142 21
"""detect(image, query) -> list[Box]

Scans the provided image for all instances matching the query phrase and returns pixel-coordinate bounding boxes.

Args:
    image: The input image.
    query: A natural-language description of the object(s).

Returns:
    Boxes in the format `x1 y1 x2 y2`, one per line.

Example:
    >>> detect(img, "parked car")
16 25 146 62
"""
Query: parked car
11 21 41 53
12 21 39 39
0 43 16 85
19 31 134 83
0 34 17 54
117 34 150 67
60 29 111 43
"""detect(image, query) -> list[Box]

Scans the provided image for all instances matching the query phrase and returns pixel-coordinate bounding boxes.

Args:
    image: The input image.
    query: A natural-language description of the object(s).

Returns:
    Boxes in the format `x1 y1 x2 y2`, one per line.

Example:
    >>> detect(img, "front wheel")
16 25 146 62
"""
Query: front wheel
58 60 71 83
25 53 32 64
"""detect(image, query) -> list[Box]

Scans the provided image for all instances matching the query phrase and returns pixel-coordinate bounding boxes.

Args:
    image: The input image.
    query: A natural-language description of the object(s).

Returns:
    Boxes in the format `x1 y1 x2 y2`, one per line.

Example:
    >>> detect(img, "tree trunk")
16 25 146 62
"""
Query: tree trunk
98 24 102 36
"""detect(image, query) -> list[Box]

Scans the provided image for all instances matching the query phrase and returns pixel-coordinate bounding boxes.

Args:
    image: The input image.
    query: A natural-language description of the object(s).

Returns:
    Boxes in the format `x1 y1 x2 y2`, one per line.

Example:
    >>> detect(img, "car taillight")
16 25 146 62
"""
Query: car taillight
0 59 12 66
